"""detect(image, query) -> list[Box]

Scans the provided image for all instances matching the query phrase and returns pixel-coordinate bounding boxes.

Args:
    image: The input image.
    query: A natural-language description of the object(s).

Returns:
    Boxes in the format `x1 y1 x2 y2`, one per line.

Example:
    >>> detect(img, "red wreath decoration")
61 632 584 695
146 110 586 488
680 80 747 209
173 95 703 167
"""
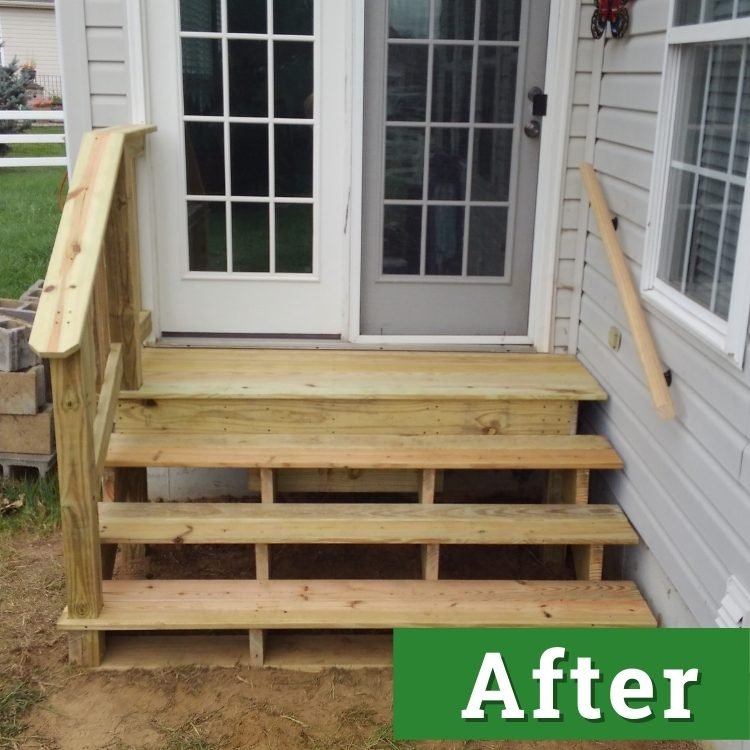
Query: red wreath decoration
591 0 631 39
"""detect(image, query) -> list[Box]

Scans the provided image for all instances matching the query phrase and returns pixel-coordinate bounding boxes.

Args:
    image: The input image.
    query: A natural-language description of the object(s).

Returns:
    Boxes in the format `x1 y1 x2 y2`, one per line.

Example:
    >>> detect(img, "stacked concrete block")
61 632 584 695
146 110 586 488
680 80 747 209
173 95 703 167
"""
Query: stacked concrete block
0 282 56 477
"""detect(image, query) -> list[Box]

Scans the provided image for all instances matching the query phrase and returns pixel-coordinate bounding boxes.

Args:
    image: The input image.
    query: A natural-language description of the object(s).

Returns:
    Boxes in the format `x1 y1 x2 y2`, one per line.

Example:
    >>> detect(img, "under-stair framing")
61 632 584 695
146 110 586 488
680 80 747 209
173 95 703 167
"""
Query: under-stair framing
30 125 656 671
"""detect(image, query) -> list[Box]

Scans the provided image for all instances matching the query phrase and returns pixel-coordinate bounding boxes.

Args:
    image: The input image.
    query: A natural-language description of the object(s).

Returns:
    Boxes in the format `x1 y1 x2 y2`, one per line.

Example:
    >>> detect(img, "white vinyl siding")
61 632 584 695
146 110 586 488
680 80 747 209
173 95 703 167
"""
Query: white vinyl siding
85 0 129 126
564 0 750 632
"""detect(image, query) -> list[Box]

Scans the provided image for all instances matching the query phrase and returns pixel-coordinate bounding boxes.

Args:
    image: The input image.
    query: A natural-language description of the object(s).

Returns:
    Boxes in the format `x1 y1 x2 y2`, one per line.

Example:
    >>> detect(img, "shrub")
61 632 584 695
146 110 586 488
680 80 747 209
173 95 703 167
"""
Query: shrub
0 50 36 156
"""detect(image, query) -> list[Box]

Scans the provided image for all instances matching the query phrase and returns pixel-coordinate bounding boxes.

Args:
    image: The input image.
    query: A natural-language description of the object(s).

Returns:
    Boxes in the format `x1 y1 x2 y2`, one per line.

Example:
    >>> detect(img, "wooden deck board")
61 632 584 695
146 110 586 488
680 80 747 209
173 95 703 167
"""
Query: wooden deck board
123 349 607 401
59 579 657 630
98 502 639 546
105 433 623 470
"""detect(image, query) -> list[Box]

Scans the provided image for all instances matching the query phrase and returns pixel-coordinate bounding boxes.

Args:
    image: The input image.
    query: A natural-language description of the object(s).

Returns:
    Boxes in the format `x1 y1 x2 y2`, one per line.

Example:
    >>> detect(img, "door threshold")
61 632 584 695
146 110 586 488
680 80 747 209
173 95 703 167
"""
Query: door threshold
156 336 536 353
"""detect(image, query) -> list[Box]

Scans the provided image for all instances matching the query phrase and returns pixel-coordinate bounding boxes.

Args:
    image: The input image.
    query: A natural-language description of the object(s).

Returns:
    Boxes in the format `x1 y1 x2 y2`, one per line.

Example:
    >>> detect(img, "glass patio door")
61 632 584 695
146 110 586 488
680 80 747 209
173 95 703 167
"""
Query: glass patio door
147 0 349 336
360 0 549 336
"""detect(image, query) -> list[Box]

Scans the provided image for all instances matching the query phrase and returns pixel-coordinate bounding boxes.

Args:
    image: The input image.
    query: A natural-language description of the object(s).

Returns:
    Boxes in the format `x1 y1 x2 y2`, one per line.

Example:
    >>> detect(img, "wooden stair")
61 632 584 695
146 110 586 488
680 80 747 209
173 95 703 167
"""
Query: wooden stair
98 502 638 546
59 580 655 631
105 433 623 470
58 349 656 669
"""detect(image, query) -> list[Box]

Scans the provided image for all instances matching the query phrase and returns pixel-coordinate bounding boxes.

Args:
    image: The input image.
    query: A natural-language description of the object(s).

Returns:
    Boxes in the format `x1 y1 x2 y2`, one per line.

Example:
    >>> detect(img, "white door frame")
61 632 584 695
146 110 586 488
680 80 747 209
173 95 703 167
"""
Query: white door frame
130 0 578 349
345 0 579 350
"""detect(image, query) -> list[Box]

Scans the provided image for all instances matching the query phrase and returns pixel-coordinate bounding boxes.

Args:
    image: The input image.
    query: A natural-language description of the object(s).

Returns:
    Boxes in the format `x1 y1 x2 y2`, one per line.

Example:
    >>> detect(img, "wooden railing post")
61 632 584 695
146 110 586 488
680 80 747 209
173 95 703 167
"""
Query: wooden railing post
105 149 144 391
50 314 105 666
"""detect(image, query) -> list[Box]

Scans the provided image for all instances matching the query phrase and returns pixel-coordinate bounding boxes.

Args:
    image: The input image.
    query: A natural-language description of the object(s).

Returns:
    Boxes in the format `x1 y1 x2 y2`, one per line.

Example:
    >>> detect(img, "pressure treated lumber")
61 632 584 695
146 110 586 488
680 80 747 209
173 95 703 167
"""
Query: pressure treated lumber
580 162 675 420
98 503 639 546
58 579 657 630
50 319 104 666
30 125 155 359
100 633 393 671
93 344 122 474
123 349 608 401
105 433 623 470
116 397 578 437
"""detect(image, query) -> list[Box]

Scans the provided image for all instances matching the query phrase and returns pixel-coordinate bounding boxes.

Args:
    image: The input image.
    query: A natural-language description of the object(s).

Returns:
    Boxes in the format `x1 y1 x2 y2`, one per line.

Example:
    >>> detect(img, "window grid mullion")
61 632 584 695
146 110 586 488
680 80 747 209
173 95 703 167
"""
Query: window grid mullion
220 0 233 273
419 0 436 278
680 44 715 293
709 43 747 312
267 0 276 274
461 0 482 278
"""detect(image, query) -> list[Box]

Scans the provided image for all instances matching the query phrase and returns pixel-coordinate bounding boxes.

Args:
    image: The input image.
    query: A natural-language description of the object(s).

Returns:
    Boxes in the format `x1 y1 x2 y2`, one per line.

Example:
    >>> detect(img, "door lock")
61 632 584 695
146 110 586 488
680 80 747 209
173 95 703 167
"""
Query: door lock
524 120 541 139
527 86 548 117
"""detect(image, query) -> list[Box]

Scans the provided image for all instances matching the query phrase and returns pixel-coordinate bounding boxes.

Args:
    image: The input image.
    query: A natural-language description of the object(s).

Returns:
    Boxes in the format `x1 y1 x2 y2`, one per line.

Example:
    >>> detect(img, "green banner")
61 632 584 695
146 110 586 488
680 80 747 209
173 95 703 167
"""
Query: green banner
394 628 750 741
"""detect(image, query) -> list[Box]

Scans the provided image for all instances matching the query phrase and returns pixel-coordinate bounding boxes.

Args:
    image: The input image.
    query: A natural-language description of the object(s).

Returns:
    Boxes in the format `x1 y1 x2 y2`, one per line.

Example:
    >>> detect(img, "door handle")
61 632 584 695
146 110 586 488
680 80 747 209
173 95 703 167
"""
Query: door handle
524 120 541 139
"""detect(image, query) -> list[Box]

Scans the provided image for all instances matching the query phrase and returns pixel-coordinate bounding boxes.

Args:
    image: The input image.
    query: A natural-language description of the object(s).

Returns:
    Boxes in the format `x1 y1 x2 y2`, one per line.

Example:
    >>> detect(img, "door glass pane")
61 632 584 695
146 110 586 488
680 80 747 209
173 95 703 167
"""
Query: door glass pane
429 128 469 200
182 39 223 116
276 204 313 273
432 45 473 122
387 45 429 121
468 207 507 276
227 0 267 33
378 0 523 281
228 41 268 117
385 128 425 199
472 129 512 201
181 0 220 32
389 0 430 38
185 122 225 195
274 0 314 35
383 206 422 274
233 204 270 272
435 0 476 40
180 0 315 276
188 202 227 272
480 0 521 41
230 124 269 196
275 125 313 197
275 42 314 118
476 47 518 123
427 206 464 275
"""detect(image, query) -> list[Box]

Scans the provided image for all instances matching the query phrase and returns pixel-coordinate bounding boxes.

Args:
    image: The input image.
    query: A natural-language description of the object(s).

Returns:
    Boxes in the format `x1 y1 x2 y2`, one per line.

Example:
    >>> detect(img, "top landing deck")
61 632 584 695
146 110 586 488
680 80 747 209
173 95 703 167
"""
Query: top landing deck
125 349 607 402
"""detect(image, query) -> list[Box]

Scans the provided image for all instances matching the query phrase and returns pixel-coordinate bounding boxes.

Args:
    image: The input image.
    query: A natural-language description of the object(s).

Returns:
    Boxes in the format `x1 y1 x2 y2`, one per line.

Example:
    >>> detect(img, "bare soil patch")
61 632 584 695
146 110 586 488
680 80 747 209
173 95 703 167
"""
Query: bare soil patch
1 532 701 750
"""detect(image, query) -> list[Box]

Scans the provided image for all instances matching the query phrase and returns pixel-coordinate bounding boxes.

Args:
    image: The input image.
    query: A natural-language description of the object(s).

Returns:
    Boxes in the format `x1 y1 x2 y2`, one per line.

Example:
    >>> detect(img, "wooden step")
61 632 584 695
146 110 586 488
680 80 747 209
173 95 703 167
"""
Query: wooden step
58 579 657 630
98 502 639 546
125 349 608 402
105 433 623 470
115 350 606 437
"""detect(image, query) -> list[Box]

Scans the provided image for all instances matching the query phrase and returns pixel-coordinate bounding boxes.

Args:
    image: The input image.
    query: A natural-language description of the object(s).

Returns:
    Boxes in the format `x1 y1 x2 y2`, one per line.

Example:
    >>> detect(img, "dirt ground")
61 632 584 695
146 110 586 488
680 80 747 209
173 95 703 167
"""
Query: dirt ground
0 532 704 750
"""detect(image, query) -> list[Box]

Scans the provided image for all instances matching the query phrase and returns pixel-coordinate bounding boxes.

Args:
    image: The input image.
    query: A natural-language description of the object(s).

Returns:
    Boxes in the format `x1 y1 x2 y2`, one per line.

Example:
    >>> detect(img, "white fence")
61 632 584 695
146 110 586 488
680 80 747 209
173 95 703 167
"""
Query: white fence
0 110 66 168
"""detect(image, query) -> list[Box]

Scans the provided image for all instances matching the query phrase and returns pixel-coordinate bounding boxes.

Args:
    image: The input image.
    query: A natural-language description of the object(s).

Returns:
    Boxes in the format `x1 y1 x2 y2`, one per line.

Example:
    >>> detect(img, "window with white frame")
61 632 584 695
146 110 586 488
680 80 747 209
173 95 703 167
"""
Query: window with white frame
644 0 750 366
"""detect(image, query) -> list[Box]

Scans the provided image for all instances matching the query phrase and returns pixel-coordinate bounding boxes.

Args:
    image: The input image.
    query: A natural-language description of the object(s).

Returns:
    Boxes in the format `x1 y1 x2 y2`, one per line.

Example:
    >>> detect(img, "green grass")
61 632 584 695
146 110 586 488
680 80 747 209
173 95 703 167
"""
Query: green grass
0 474 61 536
0 680 42 748
0 126 66 299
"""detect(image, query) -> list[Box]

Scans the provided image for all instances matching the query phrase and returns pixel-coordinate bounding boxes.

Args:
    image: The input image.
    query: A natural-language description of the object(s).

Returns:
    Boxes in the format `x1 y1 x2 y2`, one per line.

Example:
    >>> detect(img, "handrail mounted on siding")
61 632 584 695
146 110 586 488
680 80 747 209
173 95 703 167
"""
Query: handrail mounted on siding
580 162 676 420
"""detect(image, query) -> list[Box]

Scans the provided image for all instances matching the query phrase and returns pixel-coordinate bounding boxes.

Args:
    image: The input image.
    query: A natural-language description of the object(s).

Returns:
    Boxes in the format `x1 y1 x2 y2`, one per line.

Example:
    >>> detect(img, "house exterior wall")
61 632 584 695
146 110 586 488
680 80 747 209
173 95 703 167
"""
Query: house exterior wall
565 1 750 640
0 4 59 78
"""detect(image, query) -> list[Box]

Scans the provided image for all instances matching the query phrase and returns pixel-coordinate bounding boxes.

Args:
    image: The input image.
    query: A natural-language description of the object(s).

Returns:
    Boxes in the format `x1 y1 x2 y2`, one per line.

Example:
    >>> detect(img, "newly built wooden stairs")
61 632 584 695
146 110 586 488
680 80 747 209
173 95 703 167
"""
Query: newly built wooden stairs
58 348 655 669
28 126 654 670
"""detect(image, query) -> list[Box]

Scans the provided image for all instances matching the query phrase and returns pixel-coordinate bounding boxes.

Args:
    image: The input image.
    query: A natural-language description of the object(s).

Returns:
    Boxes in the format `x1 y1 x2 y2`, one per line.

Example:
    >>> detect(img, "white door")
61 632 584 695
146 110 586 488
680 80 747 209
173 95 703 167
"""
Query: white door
146 0 350 336
360 0 548 336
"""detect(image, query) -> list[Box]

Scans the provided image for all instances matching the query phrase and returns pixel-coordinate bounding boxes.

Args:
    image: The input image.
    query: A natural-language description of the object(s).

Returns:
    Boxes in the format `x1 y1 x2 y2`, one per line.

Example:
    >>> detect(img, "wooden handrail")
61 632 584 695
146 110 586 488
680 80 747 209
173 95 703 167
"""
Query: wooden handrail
580 163 676 420
29 124 155 359
27 123 156 665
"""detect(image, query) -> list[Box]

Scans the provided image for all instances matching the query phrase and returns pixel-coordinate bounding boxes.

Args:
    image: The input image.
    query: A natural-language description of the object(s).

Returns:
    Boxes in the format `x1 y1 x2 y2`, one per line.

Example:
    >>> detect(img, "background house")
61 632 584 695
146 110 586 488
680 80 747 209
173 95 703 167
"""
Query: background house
0 0 60 99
